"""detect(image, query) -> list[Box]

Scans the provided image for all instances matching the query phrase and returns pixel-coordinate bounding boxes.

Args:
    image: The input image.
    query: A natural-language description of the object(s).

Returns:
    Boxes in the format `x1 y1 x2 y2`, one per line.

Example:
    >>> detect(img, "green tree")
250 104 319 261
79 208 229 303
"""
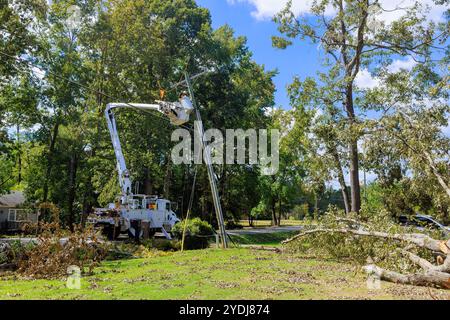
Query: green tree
273 0 447 213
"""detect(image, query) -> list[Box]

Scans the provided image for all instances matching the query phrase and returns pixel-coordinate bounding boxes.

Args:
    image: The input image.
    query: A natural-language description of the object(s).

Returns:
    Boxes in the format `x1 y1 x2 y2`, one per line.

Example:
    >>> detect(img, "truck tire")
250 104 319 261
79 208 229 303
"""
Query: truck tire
103 225 121 240
127 228 143 239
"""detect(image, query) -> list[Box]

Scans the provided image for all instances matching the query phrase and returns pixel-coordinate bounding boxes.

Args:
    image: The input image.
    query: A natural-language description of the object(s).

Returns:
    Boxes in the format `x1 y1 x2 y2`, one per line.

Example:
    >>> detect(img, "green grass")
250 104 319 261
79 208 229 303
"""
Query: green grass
1 248 447 300
229 232 297 246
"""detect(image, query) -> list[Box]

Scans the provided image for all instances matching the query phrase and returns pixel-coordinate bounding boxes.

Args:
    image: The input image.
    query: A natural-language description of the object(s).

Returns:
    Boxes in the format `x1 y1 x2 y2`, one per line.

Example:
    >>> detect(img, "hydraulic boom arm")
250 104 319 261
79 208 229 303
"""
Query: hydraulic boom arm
105 97 193 202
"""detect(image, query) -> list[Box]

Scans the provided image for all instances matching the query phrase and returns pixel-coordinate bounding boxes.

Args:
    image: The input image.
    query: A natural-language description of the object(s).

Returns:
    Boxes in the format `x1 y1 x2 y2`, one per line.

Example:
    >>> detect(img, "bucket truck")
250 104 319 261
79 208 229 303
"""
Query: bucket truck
90 96 194 240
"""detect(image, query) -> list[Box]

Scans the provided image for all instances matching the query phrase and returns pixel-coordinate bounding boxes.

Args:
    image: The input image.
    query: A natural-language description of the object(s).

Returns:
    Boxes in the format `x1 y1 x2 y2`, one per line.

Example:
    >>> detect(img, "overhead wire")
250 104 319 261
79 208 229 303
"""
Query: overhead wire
0 50 195 132
180 165 197 252
3 51 233 241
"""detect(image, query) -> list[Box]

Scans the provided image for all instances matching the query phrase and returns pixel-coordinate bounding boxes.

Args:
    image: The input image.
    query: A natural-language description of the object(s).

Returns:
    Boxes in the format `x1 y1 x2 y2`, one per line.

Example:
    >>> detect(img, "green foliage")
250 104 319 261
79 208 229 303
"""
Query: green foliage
172 218 214 250
0 0 278 228
0 154 15 195
273 0 449 215
0 0 448 233
290 204 309 220
285 207 440 273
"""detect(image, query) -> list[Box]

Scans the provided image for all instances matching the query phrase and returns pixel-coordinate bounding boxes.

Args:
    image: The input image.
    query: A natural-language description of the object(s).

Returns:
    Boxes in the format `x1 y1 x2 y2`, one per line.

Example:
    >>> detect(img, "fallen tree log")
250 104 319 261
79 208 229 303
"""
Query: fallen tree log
282 228 450 254
363 264 450 289
283 226 450 289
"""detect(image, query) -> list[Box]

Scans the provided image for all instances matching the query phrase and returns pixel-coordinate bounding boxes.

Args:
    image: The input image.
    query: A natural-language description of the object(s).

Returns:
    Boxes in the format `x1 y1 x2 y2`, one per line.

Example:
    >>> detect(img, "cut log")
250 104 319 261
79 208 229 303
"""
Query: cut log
400 249 435 270
363 264 450 289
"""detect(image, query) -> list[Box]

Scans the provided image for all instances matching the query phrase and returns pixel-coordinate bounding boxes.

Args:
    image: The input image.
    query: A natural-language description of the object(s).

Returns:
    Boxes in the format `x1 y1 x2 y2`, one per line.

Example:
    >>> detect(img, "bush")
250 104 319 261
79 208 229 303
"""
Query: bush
171 218 214 250
0 241 32 266
142 238 178 251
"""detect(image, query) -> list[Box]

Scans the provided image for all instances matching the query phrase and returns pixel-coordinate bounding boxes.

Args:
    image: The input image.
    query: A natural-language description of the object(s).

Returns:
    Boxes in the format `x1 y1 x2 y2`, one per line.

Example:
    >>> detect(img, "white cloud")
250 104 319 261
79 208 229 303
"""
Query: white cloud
227 0 335 20
387 56 417 73
227 0 447 23
355 57 417 89
355 68 381 89
376 0 446 25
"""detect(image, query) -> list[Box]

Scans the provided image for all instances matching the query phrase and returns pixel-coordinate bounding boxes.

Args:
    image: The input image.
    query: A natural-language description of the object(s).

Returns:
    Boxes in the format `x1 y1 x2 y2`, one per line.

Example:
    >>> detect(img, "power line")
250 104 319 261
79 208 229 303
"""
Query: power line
0 50 194 133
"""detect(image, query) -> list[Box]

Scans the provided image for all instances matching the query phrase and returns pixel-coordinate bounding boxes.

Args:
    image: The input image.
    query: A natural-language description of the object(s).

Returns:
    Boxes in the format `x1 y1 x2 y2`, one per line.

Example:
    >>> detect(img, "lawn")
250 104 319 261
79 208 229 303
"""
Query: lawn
0 248 448 300
229 232 298 246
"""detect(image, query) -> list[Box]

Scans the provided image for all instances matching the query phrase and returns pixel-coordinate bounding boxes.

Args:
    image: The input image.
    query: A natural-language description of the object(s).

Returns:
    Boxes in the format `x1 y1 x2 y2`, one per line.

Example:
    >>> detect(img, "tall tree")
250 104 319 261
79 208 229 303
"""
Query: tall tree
273 0 446 213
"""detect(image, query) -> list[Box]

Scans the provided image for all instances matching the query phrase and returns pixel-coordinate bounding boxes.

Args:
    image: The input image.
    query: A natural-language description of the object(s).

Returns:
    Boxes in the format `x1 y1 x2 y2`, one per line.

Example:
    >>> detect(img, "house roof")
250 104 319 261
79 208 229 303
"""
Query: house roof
0 191 25 208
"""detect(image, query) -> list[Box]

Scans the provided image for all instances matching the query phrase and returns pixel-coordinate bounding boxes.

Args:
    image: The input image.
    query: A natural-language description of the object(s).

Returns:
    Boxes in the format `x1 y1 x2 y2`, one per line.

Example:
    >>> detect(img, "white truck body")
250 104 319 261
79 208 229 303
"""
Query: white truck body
92 96 193 239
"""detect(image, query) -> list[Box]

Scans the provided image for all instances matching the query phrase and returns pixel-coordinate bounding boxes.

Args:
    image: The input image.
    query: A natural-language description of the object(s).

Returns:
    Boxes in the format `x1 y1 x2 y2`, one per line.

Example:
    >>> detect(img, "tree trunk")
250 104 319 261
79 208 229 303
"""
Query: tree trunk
339 0 369 214
423 151 450 199
330 145 351 214
81 185 93 228
278 196 282 226
363 264 450 289
163 164 172 199
314 192 319 214
67 152 78 232
16 124 21 184
42 121 60 221
345 84 361 213
143 167 152 195
271 197 278 226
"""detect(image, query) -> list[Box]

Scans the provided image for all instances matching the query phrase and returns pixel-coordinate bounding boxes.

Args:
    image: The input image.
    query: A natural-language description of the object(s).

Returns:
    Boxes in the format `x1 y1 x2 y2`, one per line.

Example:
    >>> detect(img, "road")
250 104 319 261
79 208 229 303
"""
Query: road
0 226 303 244
0 237 79 245
226 225 303 235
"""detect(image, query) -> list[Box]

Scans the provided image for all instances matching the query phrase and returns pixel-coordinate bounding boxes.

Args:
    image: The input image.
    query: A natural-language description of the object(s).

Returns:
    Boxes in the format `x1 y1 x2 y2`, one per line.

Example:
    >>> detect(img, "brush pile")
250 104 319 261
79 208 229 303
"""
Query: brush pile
0 223 107 279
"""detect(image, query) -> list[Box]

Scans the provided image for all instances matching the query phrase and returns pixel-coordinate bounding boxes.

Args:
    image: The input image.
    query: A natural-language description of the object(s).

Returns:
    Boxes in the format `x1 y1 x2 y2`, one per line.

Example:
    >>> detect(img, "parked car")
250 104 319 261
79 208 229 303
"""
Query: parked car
399 214 450 237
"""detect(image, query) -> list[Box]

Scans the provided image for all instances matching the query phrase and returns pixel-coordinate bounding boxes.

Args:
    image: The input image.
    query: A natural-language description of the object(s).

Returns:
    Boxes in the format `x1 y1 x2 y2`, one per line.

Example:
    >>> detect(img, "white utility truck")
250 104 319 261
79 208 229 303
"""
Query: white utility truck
90 96 194 240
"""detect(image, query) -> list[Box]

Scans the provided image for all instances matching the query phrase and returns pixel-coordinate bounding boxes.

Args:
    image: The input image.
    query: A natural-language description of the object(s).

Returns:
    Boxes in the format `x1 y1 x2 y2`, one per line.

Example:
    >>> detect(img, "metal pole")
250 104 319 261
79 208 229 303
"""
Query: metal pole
184 72 228 248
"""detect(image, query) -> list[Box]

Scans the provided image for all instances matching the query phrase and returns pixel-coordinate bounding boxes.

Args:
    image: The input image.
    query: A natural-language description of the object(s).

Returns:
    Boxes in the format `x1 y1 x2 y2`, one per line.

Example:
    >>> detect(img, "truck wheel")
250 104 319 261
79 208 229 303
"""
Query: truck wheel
104 225 121 240
127 228 143 239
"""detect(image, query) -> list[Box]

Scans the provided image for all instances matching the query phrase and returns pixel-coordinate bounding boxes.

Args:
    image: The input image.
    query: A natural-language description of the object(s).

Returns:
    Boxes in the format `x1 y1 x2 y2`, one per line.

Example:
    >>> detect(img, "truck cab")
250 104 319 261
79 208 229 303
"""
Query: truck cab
91 195 180 240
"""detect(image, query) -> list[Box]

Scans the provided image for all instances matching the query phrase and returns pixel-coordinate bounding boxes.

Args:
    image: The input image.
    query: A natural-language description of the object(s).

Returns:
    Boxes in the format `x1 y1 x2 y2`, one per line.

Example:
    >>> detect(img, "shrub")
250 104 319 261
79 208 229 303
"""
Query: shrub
142 238 178 251
172 218 214 250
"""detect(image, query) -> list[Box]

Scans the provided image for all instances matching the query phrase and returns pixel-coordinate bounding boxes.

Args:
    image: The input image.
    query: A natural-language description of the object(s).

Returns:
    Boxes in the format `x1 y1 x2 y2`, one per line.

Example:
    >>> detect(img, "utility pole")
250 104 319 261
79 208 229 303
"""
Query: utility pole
184 72 228 248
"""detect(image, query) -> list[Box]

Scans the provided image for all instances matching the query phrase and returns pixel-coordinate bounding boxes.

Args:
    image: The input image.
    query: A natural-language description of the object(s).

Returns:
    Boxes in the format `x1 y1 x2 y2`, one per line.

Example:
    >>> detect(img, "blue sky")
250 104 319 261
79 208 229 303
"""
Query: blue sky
196 0 448 113
196 0 321 109
196 0 449 187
